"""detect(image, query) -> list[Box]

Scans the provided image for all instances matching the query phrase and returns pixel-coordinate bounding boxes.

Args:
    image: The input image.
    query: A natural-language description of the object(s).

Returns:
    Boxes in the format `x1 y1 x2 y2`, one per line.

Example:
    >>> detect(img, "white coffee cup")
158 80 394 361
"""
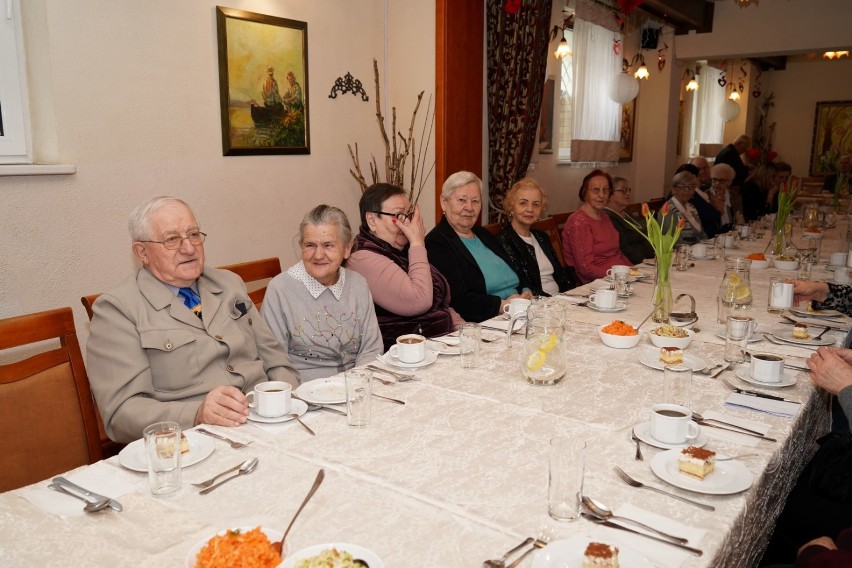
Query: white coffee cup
723 234 736 248
649 403 700 445
606 265 631 279
389 334 426 364
247 381 292 418
830 252 848 266
691 243 707 259
769 282 794 310
750 353 784 383
739 225 750 238
589 288 617 309
836 267 851 284
502 298 532 318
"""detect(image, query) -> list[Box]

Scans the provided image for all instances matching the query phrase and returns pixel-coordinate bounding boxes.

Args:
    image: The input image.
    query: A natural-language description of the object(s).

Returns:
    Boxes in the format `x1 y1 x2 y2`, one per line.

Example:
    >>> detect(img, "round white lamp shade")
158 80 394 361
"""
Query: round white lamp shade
720 99 740 121
609 72 639 104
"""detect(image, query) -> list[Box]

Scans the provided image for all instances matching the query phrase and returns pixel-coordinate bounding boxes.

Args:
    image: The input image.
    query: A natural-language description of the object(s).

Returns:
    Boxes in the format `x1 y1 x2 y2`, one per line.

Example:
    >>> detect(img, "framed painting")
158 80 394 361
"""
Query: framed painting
538 76 555 154
809 100 852 176
619 97 637 162
216 7 310 156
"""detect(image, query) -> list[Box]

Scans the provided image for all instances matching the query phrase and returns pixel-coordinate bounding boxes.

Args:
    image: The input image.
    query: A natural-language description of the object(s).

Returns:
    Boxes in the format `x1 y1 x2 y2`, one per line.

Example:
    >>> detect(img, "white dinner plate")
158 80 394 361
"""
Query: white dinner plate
282 542 384 568
376 349 439 369
427 337 460 355
531 536 652 568
713 328 762 343
247 399 309 424
638 350 707 372
789 307 844 318
587 301 627 313
734 364 798 388
119 430 214 472
632 421 708 450
294 377 346 405
770 324 835 347
650 448 754 495
185 526 287 568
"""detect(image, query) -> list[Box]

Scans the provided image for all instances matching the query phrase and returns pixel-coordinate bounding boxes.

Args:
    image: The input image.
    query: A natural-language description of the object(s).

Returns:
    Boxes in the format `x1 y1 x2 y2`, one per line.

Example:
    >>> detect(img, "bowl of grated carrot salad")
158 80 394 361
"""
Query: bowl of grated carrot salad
598 321 641 349
187 526 288 568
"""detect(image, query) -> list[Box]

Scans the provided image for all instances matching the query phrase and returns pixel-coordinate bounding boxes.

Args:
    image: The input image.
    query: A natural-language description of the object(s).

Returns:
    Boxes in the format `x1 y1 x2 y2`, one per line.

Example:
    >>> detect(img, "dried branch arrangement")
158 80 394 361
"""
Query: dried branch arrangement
348 59 435 205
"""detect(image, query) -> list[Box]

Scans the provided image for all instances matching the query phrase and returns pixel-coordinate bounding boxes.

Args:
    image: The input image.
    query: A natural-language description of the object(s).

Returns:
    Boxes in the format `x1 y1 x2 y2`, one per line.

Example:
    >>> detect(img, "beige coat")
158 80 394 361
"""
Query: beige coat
87 267 299 443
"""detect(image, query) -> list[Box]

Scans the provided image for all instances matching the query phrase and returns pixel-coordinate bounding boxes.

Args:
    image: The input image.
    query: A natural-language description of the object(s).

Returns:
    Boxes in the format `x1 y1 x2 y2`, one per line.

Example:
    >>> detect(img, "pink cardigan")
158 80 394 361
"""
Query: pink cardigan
561 208 632 283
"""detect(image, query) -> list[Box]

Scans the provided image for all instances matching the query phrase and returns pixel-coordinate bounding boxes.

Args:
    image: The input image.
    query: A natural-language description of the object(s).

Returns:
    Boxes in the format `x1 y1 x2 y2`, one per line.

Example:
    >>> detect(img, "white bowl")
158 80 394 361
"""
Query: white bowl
648 327 694 349
749 259 771 269
773 258 799 270
598 325 641 349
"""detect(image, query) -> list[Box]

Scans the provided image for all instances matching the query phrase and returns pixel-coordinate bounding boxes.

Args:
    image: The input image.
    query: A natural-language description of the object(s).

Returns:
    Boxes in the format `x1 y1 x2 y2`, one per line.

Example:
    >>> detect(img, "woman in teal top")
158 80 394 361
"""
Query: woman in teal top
425 171 532 322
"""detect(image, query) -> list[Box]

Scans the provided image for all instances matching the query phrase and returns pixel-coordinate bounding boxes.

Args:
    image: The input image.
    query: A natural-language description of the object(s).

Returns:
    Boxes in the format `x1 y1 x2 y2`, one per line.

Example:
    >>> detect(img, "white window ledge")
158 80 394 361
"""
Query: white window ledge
0 164 76 176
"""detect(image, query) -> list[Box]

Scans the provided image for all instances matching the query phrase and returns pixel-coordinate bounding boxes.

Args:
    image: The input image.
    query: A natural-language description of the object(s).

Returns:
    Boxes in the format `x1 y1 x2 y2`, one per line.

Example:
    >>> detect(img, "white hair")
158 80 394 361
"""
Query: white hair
128 196 192 241
441 171 482 199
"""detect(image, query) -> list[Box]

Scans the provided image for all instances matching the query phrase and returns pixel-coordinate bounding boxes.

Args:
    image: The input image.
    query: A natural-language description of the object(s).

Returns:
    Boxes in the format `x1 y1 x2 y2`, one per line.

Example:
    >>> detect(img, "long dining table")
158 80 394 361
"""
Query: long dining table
0 220 846 568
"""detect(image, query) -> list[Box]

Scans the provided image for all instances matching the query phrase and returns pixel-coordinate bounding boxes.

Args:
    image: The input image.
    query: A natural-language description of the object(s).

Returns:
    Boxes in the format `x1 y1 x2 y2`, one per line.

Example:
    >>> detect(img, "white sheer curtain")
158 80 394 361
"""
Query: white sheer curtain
686 66 725 156
570 18 620 166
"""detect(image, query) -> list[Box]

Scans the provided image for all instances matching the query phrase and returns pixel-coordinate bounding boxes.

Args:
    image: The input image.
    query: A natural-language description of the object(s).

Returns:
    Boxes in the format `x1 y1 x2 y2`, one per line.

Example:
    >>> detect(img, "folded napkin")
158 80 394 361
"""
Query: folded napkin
724 392 800 418
699 410 771 447
480 317 525 332
589 503 707 567
20 461 137 518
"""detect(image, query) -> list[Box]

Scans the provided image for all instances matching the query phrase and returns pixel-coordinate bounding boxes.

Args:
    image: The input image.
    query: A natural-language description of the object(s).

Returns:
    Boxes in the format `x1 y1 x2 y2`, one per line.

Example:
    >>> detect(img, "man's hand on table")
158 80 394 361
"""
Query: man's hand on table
194 385 250 427
807 347 852 395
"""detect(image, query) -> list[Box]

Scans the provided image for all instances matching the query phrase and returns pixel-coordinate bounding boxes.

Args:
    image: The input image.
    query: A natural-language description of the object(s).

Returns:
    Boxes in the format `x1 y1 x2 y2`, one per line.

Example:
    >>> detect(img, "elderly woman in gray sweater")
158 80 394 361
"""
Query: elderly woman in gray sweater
261 205 383 382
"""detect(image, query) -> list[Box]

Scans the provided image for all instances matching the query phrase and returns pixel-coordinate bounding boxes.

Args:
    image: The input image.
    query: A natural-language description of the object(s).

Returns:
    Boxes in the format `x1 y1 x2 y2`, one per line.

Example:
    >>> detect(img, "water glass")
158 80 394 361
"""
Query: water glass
614 272 631 298
459 323 482 369
345 369 372 428
675 245 690 271
724 315 756 363
143 421 182 497
548 437 585 521
663 364 692 409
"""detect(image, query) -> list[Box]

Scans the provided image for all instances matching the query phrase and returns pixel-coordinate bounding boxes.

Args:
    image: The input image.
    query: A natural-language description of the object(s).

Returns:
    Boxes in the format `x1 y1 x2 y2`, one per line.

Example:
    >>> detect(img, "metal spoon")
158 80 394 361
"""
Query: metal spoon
199 457 259 494
48 483 112 512
633 299 664 331
272 469 325 555
580 496 689 544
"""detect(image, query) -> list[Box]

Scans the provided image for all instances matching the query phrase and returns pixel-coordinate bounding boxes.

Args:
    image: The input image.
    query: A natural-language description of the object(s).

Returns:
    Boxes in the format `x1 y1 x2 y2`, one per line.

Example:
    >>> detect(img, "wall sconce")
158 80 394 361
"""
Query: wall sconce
550 9 574 60
630 53 649 80
682 68 699 92
554 34 572 60
729 91 741 101
823 51 850 60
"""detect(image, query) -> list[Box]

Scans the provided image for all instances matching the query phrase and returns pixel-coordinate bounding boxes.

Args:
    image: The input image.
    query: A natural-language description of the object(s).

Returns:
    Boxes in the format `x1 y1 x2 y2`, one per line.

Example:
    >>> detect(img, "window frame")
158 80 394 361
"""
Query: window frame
0 0 33 164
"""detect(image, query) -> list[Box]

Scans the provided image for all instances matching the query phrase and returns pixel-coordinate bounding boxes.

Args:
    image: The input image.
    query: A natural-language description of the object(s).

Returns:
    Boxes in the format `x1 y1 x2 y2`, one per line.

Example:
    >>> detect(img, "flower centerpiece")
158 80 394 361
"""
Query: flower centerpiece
773 176 799 256
631 203 684 322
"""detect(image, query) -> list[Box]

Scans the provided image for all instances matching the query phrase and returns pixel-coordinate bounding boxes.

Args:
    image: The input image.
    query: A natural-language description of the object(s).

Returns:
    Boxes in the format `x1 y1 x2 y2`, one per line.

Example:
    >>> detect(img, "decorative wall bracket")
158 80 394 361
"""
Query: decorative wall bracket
328 72 369 101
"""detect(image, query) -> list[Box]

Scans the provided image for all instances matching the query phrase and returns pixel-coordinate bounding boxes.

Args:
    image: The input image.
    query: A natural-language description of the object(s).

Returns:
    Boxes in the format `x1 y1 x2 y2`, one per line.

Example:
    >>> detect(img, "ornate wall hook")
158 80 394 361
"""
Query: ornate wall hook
329 72 369 101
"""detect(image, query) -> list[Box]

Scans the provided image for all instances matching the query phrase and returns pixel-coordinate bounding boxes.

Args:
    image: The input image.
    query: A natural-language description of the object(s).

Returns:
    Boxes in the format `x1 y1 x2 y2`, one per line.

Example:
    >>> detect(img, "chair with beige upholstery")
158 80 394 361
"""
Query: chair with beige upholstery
0 307 103 492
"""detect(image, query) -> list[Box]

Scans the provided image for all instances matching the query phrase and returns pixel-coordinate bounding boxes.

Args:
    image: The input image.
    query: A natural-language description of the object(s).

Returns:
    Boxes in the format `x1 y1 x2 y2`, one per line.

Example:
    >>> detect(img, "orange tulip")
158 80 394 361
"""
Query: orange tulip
660 202 670 216
677 217 686 229
642 203 650 217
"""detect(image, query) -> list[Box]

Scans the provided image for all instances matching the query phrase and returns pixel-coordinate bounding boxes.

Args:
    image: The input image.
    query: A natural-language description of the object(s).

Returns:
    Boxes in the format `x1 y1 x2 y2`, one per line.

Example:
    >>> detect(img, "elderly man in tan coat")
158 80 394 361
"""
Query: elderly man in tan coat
87 196 299 443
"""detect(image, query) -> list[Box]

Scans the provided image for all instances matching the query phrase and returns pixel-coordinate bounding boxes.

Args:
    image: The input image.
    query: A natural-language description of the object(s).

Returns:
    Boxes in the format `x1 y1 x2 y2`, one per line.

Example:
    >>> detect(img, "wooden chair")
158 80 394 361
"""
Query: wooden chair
218 256 282 308
647 197 667 212
550 211 571 234
531 217 564 267
624 202 645 216
482 222 502 236
0 307 103 491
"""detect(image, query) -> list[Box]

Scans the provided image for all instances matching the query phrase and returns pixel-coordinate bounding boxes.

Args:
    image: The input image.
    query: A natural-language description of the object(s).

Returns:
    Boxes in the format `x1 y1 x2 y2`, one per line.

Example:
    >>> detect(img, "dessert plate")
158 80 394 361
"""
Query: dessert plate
282 543 384 568
531 536 651 568
650 449 754 495
119 431 214 472
426 337 460 355
770 325 835 347
789 307 844 318
633 421 708 450
376 349 439 369
247 399 309 424
294 377 346 405
587 301 627 313
186 527 287 568
734 364 798 388
638 350 707 372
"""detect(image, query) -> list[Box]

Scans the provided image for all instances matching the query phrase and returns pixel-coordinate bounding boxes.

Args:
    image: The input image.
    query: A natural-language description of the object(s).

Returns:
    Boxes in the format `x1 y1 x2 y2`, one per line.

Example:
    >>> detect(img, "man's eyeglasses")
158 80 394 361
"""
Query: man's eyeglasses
373 211 414 222
711 177 732 185
674 184 699 191
613 187 632 194
139 230 206 250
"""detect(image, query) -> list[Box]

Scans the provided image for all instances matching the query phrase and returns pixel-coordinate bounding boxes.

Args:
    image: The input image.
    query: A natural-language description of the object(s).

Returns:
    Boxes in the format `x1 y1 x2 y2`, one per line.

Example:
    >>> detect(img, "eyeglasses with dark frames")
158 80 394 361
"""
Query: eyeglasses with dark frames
373 211 414 222
673 184 699 191
613 187 632 194
139 230 207 250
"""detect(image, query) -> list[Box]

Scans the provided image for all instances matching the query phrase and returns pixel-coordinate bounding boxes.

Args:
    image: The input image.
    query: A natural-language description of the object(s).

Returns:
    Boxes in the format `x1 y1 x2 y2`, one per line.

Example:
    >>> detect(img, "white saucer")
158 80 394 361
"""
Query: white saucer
531 536 651 568
713 328 762 343
633 421 708 450
119 431 214 472
770 324 835 346
377 349 439 369
789 307 844 318
638 350 707 372
294 377 346 405
282 543 384 568
587 300 627 313
247 399 309 424
734 364 798 388
650 448 754 495
427 337 460 355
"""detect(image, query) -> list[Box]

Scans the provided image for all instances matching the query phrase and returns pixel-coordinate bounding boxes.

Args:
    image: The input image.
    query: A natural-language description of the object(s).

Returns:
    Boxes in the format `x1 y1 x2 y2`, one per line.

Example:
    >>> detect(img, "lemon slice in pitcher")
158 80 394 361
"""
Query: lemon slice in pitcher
527 350 546 371
540 333 558 353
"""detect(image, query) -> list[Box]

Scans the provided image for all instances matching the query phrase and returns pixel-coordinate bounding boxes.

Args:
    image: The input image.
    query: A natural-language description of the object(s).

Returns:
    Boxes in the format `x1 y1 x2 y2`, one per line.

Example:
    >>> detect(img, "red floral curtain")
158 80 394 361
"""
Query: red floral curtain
486 0 552 223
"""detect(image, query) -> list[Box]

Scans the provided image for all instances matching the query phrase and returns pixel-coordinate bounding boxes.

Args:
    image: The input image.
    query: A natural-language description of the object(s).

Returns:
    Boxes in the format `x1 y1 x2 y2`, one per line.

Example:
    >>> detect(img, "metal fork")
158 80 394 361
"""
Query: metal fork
365 365 416 381
192 460 247 488
506 530 551 568
195 427 253 449
482 537 533 568
630 429 643 461
613 466 715 511
696 363 723 376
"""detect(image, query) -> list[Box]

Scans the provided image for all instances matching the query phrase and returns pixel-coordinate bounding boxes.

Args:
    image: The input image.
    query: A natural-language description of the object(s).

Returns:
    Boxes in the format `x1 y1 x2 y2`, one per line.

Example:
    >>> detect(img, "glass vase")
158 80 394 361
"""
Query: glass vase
773 217 787 256
652 252 673 323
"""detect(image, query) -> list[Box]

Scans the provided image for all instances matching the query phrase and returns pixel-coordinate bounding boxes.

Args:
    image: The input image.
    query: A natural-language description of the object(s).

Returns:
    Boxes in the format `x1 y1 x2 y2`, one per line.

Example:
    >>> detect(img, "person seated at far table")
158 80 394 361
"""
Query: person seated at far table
561 169 632 284
87 196 300 444
496 177 577 296
261 205 383 382
823 154 851 194
676 162 723 238
425 171 532 322
660 170 706 245
347 183 464 351
741 162 780 222
603 176 654 264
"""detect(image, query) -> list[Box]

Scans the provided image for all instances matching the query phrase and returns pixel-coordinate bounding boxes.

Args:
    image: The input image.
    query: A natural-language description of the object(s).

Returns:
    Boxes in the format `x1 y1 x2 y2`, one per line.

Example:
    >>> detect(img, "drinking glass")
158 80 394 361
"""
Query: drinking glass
459 323 482 369
345 369 372 428
675 245 690 271
143 421 182 497
614 272 631 298
663 365 692 409
724 315 756 363
548 437 585 521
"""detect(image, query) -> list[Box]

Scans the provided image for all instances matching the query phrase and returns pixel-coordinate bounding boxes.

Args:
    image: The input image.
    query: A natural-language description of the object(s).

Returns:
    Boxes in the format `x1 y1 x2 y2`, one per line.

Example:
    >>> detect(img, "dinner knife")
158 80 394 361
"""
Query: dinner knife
694 420 777 442
781 314 848 330
723 379 802 405
581 514 703 556
52 476 123 512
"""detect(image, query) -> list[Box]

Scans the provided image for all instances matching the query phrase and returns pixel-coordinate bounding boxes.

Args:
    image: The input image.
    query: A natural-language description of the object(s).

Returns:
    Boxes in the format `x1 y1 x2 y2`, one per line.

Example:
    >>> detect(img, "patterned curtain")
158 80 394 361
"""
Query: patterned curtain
486 0 552 223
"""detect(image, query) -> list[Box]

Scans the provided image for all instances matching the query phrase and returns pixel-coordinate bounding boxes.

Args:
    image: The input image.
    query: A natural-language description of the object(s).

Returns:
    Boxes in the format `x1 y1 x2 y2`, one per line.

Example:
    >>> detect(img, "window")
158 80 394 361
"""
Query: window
683 65 724 158
557 28 574 161
0 0 32 164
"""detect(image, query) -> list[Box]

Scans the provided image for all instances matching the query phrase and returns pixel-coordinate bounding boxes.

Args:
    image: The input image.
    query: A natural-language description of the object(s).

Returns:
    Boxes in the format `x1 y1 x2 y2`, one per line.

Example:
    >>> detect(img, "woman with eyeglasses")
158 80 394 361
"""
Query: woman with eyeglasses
348 183 463 350
661 170 706 245
561 169 632 284
604 177 654 264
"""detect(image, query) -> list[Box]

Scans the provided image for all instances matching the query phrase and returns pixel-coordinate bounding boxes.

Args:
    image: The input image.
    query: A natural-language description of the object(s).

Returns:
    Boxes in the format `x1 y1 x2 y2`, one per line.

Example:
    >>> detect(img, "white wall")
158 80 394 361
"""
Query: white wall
0 0 436 357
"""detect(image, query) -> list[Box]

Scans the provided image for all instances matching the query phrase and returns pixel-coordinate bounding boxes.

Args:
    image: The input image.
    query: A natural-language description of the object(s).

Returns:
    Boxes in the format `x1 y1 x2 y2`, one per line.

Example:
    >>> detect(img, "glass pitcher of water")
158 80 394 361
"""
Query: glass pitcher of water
717 257 753 323
522 313 566 386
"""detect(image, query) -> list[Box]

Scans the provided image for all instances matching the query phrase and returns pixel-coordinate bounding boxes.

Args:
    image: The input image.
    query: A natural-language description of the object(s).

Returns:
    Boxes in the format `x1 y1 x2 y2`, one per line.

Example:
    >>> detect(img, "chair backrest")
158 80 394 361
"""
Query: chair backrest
550 211 571 234
531 217 564 267
482 223 502 236
0 307 103 491
624 202 645 216
81 293 100 320
647 197 667 212
218 257 282 308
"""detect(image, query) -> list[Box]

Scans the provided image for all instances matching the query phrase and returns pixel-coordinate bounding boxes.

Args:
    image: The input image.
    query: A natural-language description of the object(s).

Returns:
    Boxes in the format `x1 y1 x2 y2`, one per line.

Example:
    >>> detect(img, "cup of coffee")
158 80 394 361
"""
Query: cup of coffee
750 353 784 383
831 252 848 267
589 288 617 309
691 243 707 259
723 234 736 248
389 334 426 364
606 265 630 279
649 403 700 445
247 381 292 418
502 298 531 318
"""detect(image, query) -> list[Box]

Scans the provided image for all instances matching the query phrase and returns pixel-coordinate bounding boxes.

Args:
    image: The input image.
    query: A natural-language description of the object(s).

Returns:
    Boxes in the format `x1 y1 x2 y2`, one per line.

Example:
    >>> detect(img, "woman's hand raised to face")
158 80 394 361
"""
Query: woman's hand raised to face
395 204 426 247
